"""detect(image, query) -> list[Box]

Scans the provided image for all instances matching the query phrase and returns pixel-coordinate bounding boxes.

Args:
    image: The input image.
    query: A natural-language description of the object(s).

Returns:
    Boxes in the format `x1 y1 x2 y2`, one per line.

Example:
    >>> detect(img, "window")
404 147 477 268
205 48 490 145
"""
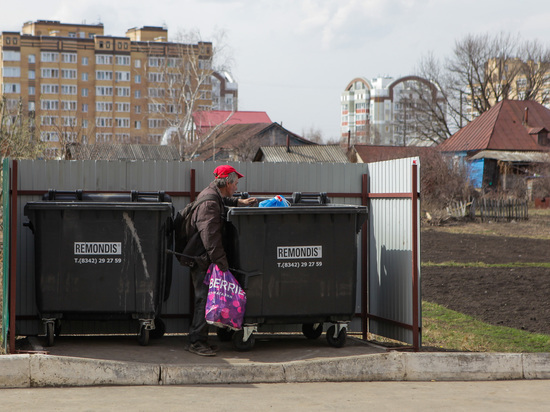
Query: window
148 72 165 82
61 85 77 95
116 87 130 97
40 131 59 142
134 59 141 68
28 70 35 79
134 90 141 98
115 55 130 65
28 86 35 95
62 53 77 63
41 84 59 94
116 102 130 112
96 54 113 65
82 119 88 128
41 52 59 62
148 103 165 113
135 75 141 83
82 103 88 112
41 68 59 78
115 71 130 82
28 54 36 63
3 83 21 93
95 133 113 142
28 101 35 110
82 56 89 65
96 86 113 96
96 117 113 127
82 72 88 81
82 88 88 97
68 32 76 38
134 105 141 114
62 101 77 111
62 116 77 127
96 70 113 80
96 102 113 112
135 120 141 129
148 118 165 129
40 115 57 126
148 87 165 98
41 100 59 110
3 67 21 77
115 117 130 128
61 69 77 79
2 51 20 61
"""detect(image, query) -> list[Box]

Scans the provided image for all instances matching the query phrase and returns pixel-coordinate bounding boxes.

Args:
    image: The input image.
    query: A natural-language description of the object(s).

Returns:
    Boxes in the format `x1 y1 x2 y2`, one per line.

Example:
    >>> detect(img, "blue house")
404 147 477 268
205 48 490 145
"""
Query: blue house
438 100 550 191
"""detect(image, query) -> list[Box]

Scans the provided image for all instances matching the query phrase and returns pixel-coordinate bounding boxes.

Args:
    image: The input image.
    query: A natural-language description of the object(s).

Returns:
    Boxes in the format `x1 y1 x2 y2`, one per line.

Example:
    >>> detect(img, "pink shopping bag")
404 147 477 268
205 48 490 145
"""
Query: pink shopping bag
204 264 246 330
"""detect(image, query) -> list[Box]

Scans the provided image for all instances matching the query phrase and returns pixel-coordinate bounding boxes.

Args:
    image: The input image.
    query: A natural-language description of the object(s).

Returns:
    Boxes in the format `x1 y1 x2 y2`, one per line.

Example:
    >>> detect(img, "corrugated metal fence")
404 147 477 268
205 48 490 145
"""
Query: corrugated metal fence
1 158 420 351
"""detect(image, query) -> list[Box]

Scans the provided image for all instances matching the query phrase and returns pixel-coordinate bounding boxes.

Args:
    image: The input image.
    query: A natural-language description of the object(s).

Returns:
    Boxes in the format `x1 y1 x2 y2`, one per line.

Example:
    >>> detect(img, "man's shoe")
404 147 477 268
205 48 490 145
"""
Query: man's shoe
188 341 216 357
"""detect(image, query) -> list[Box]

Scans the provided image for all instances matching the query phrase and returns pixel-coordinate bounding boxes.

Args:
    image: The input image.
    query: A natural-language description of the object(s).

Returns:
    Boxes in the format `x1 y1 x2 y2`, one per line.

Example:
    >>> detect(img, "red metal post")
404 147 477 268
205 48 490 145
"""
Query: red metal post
9 160 18 353
361 174 369 340
190 169 196 201
411 162 420 351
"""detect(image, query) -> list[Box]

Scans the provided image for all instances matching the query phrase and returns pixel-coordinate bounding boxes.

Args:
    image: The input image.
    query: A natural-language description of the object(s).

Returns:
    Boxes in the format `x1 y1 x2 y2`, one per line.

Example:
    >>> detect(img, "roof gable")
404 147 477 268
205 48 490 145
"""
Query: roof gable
439 100 550 152
194 122 314 161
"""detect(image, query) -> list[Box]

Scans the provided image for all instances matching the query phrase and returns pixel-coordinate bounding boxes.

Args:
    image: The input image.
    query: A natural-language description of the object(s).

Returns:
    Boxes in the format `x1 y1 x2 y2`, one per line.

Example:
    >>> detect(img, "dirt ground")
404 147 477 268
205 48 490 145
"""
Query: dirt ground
421 213 550 335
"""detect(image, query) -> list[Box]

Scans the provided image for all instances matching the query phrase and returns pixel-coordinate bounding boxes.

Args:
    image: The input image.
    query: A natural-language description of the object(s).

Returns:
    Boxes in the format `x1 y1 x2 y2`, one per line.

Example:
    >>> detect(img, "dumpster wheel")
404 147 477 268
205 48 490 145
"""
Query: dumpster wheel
232 329 255 351
45 322 55 347
302 323 324 339
326 325 347 348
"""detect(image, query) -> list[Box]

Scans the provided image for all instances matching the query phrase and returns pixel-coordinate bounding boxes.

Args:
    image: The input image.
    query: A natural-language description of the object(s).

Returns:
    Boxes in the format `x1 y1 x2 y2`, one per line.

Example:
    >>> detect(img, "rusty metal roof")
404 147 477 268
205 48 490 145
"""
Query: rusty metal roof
439 100 550 153
469 150 550 163
352 144 434 163
255 145 350 163
67 143 180 161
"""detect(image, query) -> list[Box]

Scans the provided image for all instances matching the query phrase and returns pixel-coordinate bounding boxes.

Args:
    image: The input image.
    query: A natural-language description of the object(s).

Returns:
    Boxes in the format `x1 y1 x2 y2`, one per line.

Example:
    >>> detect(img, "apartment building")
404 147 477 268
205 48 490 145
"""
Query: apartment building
341 75 443 146
0 20 230 158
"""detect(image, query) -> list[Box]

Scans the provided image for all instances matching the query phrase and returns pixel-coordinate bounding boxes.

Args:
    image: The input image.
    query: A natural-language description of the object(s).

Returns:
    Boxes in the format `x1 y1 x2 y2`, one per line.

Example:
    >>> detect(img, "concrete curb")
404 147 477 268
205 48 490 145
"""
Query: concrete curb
1 352 550 388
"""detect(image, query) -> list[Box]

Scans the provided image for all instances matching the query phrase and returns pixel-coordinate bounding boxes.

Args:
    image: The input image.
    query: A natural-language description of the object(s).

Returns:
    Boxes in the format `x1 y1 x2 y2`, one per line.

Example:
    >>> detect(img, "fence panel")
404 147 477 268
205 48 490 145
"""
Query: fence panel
9 159 419 346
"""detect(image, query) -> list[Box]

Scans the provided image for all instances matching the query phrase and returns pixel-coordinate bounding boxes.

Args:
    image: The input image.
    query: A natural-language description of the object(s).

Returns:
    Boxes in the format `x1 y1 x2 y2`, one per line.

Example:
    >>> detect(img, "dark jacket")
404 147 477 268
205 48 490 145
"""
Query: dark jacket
190 182 238 271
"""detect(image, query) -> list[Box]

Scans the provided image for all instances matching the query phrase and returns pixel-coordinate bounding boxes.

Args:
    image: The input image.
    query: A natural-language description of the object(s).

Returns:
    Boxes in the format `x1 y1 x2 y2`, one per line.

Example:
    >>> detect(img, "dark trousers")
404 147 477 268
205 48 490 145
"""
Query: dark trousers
188 265 210 344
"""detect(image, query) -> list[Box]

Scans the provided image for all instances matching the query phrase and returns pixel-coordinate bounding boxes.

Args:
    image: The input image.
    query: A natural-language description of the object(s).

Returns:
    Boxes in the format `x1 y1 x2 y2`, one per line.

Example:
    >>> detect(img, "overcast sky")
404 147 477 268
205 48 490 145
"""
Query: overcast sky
2 0 549 141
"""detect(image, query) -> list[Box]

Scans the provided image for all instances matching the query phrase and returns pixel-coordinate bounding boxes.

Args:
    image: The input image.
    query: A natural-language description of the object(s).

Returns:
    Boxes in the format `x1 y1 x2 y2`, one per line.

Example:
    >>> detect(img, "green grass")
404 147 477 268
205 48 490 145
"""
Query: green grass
422 301 550 352
423 261 550 269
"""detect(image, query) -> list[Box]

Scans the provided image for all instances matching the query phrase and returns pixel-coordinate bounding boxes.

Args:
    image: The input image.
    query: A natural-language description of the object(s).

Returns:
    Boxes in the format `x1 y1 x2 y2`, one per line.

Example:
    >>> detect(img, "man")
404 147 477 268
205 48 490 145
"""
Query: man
187 165 256 356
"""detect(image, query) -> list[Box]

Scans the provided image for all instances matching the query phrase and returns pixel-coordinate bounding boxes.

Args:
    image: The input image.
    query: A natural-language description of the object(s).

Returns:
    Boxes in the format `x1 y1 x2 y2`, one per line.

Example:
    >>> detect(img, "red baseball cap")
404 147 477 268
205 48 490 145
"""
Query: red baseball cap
213 165 244 179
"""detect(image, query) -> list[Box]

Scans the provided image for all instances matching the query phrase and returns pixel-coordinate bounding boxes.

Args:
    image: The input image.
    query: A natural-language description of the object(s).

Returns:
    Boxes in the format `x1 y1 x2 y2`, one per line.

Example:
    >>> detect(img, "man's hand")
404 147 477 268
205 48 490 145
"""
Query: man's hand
237 197 258 207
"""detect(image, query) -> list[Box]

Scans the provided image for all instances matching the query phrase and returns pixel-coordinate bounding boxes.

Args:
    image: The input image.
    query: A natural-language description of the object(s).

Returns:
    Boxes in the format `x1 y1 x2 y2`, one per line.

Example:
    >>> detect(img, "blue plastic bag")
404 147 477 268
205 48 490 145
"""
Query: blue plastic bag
259 195 290 207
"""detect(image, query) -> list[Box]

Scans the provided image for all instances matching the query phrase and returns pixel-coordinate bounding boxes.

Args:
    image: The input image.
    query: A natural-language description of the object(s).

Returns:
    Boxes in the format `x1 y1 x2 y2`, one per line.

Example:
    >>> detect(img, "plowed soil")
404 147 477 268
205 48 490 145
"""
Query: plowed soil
422 217 550 335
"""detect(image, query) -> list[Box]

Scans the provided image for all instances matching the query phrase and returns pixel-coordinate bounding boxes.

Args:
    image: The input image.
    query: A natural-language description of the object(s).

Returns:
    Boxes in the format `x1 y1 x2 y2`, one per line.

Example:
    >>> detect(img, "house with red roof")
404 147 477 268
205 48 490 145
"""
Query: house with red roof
192 110 271 138
438 100 550 190
192 122 315 161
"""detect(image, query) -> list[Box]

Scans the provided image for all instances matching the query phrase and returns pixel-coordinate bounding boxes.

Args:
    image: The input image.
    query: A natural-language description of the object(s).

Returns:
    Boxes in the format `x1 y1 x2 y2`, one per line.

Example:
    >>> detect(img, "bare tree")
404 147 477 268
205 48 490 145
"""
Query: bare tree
0 97 45 161
414 32 550 141
517 39 550 104
141 28 235 159
37 104 96 159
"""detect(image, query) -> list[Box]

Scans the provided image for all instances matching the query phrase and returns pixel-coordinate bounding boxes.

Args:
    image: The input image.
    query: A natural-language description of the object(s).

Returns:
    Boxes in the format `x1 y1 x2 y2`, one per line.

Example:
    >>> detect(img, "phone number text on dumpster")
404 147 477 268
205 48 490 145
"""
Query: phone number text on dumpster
277 261 322 268
74 257 122 264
